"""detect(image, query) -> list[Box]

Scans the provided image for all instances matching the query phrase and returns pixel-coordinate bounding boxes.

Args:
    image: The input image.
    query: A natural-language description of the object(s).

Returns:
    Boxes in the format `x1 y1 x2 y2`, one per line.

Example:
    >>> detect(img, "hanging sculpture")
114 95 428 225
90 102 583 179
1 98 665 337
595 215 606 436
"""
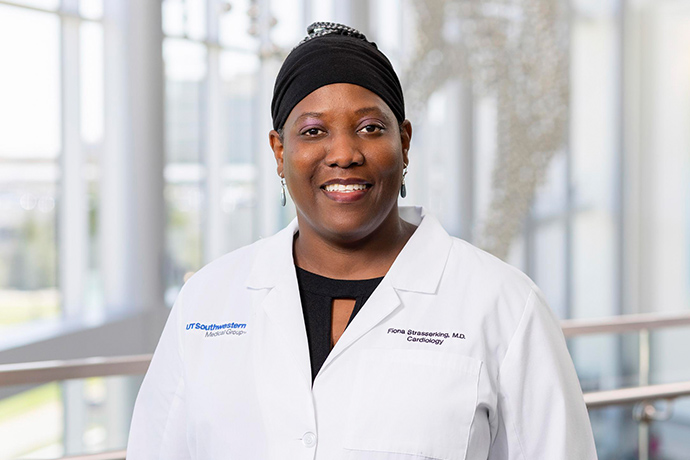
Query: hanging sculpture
403 0 570 259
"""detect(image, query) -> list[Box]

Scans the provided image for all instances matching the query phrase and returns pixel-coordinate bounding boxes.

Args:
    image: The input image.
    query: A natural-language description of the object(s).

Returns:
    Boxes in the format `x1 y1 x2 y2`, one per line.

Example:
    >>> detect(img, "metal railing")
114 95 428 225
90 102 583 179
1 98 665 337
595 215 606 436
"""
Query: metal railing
561 311 690 336
584 380 690 408
1 312 690 460
57 452 126 460
0 354 152 387
3 352 690 409
562 311 690 460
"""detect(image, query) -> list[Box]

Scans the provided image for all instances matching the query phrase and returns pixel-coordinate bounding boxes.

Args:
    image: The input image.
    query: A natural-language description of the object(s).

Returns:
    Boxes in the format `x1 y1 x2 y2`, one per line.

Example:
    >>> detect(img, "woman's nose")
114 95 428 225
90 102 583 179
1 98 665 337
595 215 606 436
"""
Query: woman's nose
324 133 365 168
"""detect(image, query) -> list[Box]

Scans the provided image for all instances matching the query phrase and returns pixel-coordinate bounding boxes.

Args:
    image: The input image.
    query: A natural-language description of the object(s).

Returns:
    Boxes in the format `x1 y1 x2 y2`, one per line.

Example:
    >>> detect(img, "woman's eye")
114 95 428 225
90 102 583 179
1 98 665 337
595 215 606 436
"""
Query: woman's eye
302 127 323 136
359 124 383 134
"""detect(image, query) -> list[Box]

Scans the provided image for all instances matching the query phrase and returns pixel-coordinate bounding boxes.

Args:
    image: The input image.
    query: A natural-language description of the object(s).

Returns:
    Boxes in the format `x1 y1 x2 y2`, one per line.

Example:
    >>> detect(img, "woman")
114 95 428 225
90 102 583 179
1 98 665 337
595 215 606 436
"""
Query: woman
128 22 597 459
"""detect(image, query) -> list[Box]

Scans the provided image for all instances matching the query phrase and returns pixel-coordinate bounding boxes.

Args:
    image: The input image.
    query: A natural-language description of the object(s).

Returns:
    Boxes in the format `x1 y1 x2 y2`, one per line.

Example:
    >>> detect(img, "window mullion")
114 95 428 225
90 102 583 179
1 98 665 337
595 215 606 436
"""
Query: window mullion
254 0 283 237
203 0 225 262
59 0 87 319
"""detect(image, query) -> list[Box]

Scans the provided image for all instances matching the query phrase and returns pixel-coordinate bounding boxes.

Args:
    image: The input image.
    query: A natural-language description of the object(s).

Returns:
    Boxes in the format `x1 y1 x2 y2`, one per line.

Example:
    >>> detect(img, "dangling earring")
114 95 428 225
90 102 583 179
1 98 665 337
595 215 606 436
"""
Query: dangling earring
280 176 287 206
400 166 408 198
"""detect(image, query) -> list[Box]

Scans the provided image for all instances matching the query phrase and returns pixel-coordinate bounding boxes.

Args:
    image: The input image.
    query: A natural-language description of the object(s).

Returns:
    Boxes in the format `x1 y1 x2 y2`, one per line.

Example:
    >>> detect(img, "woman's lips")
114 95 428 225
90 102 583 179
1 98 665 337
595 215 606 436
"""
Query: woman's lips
320 180 371 202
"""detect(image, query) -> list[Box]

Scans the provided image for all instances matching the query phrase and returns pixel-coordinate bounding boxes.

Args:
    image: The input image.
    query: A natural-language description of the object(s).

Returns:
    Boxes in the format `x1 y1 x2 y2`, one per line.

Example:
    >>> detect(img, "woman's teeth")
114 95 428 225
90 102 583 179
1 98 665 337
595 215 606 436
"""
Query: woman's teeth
324 183 367 192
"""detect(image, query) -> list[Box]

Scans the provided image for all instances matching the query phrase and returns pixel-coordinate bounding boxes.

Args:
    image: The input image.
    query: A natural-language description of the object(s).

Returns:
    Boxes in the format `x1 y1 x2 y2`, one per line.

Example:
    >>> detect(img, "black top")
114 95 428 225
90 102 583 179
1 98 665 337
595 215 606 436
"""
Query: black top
295 266 384 382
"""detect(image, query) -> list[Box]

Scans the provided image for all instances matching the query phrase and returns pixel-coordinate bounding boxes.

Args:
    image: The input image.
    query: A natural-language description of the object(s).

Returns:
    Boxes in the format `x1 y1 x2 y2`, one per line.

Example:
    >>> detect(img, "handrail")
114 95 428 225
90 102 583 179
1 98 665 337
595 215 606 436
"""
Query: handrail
57 451 126 460
560 310 690 460
3 357 690 408
561 311 690 337
0 354 152 387
584 381 690 408
1 311 690 386
3 355 688 402
0 313 689 393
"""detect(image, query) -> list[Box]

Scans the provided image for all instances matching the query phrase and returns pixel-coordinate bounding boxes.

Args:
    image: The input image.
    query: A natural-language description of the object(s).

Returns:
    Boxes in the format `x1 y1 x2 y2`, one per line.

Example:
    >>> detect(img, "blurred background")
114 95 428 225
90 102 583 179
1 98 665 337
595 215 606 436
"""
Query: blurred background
0 0 689 458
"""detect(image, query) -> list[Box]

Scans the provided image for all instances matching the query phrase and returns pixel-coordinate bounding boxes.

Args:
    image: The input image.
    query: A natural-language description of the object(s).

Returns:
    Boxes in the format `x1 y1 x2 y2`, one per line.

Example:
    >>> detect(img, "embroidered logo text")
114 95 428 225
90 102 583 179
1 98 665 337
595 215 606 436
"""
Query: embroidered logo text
186 321 247 338
387 328 465 346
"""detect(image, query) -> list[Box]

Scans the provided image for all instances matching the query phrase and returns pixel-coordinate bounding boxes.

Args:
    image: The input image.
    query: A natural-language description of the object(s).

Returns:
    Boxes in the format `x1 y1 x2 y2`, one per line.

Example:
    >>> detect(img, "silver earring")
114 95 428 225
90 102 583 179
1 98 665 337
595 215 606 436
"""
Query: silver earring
280 177 287 206
400 166 408 198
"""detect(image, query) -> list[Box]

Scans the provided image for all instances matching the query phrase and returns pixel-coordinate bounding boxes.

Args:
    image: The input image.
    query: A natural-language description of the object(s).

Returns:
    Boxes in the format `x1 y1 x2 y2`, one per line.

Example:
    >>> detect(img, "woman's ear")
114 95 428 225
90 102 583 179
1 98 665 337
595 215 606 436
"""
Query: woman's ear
400 120 412 166
269 129 285 177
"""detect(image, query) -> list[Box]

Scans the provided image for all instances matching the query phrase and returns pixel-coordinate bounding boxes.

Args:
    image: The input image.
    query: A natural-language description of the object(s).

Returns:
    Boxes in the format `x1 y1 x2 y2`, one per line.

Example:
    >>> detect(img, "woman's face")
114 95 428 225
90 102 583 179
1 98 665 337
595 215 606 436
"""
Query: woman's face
270 83 412 243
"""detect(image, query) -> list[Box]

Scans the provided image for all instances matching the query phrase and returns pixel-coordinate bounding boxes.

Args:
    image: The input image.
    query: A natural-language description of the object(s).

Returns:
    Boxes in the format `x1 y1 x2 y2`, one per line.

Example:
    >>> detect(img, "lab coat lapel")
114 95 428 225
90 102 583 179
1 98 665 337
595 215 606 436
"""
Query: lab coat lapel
260 278 312 385
319 278 401 371
246 219 312 385
319 209 453 375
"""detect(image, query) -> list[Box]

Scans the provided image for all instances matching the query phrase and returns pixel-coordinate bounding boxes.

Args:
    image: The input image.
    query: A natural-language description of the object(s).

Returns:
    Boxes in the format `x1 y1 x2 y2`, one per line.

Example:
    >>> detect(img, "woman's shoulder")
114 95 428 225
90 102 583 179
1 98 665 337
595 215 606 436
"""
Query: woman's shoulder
180 236 271 293
443 238 561 361
442 237 549 326
447 237 536 294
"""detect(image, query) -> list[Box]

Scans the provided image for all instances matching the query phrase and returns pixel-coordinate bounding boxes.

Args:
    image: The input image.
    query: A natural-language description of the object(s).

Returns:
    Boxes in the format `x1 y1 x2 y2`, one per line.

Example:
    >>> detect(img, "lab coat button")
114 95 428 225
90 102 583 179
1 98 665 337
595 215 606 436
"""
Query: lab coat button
302 432 317 447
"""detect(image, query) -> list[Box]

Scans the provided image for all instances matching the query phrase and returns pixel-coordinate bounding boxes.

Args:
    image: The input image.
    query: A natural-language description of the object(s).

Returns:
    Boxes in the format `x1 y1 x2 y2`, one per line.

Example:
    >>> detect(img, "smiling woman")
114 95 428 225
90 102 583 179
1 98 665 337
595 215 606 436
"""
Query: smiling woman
272 83 414 271
127 22 598 460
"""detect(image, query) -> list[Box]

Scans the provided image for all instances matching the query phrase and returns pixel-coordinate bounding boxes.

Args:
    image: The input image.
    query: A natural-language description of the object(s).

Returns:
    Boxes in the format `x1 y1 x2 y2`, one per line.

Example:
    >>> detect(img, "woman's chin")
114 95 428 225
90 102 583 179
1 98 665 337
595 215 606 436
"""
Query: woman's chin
317 212 395 244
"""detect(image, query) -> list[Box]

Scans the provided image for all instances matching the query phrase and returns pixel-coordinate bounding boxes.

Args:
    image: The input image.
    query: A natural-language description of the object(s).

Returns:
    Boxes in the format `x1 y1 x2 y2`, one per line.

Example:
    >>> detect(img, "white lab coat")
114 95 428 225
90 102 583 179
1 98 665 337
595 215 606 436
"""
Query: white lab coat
127 207 598 460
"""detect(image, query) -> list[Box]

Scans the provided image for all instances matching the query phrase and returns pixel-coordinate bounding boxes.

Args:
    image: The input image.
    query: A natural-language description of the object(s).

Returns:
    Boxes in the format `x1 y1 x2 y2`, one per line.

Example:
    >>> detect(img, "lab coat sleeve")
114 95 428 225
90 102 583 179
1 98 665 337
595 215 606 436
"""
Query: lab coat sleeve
489 287 598 460
127 285 190 460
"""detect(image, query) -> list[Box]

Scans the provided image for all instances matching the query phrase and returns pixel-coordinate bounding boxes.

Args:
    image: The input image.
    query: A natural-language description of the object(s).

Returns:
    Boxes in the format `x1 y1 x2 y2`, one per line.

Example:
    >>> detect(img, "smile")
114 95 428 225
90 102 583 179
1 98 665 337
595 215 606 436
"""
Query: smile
323 183 368 192
320 179 372 203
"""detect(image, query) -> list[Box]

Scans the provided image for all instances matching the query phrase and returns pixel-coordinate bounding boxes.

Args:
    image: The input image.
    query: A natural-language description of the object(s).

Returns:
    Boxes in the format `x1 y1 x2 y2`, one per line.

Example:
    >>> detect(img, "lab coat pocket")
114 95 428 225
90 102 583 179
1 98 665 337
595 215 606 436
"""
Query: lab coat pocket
343 349 481 460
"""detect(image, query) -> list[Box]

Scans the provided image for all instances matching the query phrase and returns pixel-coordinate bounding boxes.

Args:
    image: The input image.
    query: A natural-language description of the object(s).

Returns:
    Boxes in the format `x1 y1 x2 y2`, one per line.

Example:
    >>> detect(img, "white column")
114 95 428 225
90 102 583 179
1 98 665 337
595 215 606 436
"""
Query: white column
432 80 466 239
203 0 225 262
457 82 475 242
59 2 89 450
102 0 165 314
348 0 370 33
59 0 87 318
255 0 282 238
63 379 86 454
334 0 368 32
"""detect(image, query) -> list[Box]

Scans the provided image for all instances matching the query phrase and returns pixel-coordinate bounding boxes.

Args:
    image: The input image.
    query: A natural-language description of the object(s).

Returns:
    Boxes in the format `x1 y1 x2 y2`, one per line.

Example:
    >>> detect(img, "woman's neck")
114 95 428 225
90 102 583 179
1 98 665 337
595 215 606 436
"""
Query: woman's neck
293 211 417 280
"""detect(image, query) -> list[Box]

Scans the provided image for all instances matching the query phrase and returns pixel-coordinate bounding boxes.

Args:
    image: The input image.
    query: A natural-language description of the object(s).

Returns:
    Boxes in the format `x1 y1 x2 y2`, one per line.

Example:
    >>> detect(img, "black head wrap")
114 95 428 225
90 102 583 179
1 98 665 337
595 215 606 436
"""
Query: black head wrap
271 22 405 131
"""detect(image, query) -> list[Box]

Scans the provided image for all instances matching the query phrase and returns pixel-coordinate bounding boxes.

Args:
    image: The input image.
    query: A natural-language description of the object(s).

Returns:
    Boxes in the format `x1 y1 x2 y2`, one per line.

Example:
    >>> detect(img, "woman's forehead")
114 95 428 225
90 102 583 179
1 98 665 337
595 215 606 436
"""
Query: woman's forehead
286 83 395 124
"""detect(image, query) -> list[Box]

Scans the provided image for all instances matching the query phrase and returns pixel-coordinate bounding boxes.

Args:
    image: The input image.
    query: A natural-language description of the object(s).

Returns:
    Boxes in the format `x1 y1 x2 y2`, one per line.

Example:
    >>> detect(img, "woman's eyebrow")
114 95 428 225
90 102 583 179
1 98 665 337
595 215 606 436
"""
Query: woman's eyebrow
295 112 323 122
354 106 391 121
294 108 391 123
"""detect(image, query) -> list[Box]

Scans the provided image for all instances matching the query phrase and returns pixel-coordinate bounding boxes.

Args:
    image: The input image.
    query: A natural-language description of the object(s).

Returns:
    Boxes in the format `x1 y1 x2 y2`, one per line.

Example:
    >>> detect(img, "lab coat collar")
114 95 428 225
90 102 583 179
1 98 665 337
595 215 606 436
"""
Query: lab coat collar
387 206 452 294
245 206 453 295
245 206 453 384
245 218 299 290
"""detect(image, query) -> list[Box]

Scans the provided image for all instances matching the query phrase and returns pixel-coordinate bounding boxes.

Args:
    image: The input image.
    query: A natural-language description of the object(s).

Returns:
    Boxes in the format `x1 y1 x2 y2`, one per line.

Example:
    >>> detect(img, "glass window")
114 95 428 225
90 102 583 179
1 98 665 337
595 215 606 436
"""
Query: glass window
270 0 303 49
79 20 105 316
4 0 59 10
162 0 206 39
531 151 568 221
80 21 104 146
218 0 259 50
533 220 567 318
164 38 206 164
0 383 62 459
568 1 619 321
162 0 186 36
219 51 259 164
0 177 59 332
164 182 203 304
0 375 141 459
0 5 61 332
0 6 61 159
525 0 620 321
218 51 259 253
163 38 206 300
79 0 103 20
